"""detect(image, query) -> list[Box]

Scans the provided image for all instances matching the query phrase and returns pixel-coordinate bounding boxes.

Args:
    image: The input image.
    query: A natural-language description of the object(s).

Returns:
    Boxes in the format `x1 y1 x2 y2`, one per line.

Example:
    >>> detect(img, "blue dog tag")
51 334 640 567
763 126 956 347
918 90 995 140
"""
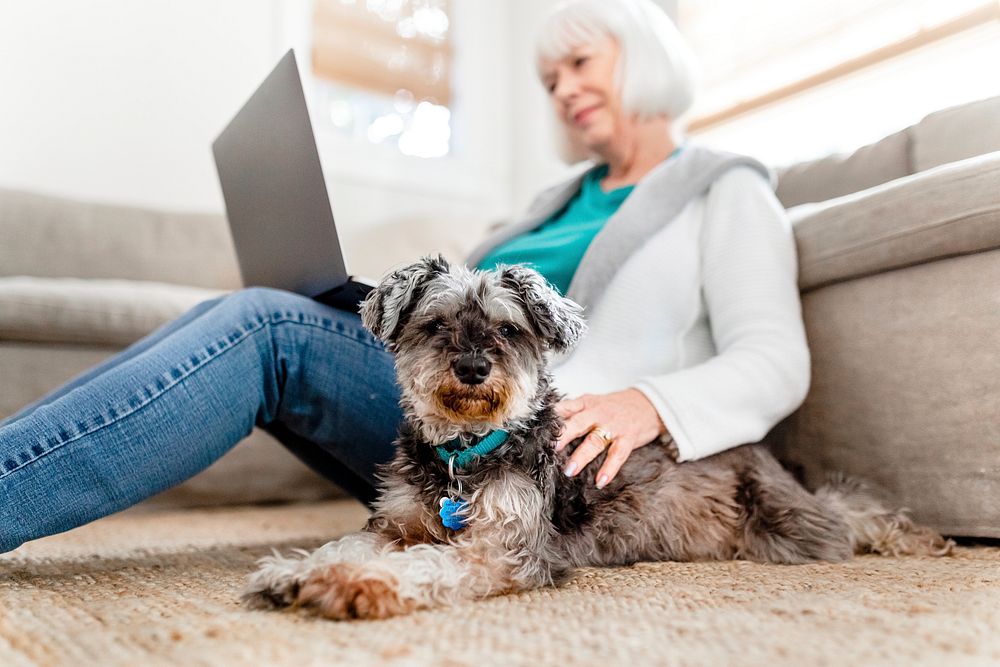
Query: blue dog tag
439 497 468 530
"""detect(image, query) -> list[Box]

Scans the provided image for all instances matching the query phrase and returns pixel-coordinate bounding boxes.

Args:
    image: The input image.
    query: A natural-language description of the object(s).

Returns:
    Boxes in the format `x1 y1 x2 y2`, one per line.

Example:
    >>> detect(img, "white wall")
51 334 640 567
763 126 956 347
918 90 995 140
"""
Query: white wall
507 0 581 214
0 0 695 234
0 0 514 266
0 0 280 212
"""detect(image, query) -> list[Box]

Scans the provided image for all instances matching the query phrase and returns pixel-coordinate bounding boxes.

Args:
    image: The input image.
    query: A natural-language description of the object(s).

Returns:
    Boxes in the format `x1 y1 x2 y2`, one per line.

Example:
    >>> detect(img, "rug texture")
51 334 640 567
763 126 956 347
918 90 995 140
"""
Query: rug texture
1 500 998 667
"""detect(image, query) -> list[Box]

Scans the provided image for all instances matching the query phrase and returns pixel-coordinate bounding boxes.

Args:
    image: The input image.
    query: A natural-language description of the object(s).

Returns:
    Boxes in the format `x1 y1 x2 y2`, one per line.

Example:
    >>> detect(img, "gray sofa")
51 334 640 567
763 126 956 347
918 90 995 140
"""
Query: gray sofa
2 96 998 535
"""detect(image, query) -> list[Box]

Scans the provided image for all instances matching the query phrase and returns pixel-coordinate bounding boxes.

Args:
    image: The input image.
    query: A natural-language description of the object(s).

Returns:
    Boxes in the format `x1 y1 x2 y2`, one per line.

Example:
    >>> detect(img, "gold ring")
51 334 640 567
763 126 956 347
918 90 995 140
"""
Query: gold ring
590 426 615 448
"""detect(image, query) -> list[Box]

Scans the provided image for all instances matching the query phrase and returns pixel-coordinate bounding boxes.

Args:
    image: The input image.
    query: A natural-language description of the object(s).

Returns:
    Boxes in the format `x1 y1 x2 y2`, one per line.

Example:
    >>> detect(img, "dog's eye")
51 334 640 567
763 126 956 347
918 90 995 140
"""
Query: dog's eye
424 318 445 335
498 323 519 338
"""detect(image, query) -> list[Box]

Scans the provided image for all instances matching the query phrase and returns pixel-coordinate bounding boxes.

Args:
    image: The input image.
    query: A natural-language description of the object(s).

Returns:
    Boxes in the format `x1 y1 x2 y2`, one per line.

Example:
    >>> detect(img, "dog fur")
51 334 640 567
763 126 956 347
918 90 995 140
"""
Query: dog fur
242 255 953 620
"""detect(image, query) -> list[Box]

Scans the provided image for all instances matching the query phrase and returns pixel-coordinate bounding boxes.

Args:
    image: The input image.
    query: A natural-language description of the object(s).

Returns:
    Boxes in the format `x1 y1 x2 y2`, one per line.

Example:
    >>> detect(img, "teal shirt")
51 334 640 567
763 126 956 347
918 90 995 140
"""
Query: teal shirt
476 165 634 295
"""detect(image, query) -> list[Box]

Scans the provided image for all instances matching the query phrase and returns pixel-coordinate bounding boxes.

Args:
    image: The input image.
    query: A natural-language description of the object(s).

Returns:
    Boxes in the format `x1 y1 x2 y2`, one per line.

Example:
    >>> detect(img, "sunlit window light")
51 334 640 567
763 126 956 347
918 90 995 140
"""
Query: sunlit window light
317 84 451 157
312 0 453 157
398 101 450 157
367 112 405 143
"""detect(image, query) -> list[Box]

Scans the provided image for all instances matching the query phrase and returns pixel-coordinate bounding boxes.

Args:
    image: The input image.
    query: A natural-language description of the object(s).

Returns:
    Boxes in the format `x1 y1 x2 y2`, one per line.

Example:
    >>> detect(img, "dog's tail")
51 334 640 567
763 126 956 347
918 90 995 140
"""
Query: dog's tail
813 473 954 557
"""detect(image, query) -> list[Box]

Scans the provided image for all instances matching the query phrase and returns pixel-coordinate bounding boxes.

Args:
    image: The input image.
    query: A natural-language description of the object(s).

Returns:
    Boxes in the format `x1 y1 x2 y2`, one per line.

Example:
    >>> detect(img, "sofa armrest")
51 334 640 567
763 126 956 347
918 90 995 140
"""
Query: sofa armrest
791 152 1000 292
0 187 242 290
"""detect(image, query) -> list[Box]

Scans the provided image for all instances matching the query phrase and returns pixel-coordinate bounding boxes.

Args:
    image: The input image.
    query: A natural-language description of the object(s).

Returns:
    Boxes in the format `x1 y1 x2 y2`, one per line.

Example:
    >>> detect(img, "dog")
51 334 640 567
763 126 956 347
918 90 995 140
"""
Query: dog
242 255 953 620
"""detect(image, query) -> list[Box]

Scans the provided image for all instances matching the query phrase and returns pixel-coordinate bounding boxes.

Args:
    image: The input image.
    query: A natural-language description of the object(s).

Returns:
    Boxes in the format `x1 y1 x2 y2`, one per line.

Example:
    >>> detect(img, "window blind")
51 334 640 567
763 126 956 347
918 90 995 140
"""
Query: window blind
312 0 452 105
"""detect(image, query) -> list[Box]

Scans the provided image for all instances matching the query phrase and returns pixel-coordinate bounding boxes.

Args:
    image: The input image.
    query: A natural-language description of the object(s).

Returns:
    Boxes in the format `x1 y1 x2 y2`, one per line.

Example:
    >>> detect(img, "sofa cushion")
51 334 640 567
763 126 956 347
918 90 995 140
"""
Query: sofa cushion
0 187 242 289
774 126 912 208
790 153 1000 292
912 96 1000 173
0 276 227 346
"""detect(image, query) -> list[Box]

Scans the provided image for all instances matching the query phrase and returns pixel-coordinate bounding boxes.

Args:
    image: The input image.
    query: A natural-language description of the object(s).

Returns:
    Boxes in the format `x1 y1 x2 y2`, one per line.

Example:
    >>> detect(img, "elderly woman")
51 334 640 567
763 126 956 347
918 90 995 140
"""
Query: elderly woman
0 0 808 554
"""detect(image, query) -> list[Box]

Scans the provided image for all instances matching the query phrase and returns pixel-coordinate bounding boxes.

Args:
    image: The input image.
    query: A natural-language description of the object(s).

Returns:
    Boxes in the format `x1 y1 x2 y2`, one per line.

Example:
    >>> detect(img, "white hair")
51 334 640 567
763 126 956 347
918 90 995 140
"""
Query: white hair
535 0 699 163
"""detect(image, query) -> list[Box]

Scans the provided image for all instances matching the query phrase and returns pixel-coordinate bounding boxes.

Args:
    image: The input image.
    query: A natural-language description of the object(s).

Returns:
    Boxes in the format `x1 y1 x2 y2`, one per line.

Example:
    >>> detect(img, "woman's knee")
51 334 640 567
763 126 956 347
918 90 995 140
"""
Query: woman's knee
220 287 373 346
222 286 314 321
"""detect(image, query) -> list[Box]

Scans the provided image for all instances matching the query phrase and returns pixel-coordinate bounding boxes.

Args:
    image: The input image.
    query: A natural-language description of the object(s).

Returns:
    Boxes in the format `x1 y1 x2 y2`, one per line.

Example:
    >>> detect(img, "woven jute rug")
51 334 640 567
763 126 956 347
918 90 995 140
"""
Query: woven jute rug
1 500 998 667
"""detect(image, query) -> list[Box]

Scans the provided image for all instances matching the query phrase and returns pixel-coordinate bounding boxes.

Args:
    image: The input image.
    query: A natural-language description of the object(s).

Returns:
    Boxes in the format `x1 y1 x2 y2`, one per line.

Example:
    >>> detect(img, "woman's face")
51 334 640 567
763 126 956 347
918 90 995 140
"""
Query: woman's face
540 35 623 156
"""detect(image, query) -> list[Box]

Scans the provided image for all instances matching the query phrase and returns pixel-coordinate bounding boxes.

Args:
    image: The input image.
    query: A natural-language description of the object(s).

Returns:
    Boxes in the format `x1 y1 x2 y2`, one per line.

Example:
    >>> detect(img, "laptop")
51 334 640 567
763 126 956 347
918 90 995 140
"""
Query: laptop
212 48 374 313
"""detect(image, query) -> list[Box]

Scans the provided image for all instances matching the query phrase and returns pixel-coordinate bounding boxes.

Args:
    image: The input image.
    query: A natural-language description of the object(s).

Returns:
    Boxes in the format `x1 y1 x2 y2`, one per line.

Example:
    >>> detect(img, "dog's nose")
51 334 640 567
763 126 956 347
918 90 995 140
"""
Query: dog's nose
453 354 492 385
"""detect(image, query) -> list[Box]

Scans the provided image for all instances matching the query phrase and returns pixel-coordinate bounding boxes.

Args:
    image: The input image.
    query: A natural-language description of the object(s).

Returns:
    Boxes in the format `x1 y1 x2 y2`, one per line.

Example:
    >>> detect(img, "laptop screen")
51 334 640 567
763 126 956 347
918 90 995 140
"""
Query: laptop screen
212 49 349 297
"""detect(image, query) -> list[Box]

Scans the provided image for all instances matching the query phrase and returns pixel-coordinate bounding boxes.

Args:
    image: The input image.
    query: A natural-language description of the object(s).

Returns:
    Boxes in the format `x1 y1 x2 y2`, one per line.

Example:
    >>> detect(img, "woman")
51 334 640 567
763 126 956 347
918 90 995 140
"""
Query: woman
0 0 808 554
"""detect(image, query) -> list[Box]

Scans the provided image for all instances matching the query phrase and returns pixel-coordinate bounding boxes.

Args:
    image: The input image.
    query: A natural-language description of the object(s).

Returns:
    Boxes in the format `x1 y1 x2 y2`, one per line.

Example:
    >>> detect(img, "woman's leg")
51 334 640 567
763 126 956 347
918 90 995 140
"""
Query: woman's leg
0 294 229 429
0 293 384 500
0 287 403 553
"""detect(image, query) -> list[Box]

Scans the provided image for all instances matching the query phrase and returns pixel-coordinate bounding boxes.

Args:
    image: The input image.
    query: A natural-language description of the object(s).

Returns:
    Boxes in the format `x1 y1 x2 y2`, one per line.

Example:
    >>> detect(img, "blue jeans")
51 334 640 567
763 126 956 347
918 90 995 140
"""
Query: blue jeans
0 288 403 554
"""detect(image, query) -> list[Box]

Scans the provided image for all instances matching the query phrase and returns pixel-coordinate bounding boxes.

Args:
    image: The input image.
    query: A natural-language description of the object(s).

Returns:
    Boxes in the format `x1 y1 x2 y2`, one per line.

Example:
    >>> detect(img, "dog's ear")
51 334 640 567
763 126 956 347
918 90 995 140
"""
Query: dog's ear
499 264 587 353
361 254 450 345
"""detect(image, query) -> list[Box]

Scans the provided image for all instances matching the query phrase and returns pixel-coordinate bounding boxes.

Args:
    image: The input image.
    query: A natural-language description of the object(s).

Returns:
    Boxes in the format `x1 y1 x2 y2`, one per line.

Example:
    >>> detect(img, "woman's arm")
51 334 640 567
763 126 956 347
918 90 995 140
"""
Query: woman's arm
631 165 811 462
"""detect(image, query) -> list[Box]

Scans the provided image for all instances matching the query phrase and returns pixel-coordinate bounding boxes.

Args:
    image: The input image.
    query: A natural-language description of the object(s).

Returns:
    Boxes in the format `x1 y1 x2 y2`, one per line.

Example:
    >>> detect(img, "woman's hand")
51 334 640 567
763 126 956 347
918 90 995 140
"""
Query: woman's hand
554 388 668 488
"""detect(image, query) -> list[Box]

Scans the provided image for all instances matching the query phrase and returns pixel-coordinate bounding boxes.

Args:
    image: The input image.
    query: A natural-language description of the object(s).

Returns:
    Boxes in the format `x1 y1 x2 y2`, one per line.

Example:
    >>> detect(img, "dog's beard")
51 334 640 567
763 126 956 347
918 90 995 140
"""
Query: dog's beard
400 368 537 437
434 380 511 423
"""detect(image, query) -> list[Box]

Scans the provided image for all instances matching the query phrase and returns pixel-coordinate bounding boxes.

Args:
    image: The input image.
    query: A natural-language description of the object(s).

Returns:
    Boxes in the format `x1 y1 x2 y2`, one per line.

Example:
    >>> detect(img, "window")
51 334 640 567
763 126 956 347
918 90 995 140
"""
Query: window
678 0 1000 164
311 0 453 158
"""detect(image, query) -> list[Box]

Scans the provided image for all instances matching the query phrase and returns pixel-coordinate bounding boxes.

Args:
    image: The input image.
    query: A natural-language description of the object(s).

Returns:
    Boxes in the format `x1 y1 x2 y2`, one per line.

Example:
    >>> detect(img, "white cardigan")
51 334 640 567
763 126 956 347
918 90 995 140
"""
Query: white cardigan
466 149 810 462
550 164 809 461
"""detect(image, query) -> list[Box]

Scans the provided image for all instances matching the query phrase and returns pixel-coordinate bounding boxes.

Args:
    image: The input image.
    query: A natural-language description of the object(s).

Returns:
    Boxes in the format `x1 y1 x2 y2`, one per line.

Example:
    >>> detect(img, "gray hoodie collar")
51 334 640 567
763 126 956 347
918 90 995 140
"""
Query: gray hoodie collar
464 145 771 314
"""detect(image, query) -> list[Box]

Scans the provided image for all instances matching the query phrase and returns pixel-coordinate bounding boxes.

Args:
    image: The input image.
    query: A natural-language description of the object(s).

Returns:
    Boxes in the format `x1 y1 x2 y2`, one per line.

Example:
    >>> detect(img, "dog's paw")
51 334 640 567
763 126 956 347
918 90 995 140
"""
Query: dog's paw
297 563 415 620
240 550 310 610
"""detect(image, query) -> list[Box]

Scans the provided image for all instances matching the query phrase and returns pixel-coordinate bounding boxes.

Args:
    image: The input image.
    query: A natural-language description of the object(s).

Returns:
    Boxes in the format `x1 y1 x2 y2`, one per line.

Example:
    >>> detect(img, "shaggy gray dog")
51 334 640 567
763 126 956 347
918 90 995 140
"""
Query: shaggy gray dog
242 255 952 620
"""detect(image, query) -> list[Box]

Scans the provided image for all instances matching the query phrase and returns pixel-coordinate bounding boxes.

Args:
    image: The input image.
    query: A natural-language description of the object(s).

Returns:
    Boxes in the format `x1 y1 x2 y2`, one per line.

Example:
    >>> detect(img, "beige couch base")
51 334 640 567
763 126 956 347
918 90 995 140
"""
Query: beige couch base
770 248 1000 538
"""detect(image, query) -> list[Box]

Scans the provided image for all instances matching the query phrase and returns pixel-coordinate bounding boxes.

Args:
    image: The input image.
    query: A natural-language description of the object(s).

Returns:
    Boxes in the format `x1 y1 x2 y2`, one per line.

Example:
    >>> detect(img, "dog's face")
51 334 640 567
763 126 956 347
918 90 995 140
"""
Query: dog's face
360 256 586 437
